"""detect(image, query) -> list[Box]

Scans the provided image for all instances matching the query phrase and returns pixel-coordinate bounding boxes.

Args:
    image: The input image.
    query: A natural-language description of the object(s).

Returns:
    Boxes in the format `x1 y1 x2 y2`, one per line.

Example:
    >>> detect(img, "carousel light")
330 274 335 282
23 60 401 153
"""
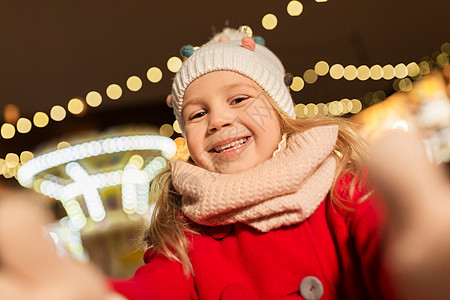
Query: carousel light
147 67 163 83
1 123 15 139
262 14 278 30
167 57 182 73
86 91 102 107
106 84 122 100
16 118 32 134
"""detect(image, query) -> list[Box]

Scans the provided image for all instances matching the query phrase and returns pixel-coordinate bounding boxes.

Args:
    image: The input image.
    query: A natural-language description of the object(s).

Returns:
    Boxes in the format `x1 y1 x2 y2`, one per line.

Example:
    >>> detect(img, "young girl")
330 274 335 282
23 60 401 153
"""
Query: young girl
0 28 401 300
109 28 395 299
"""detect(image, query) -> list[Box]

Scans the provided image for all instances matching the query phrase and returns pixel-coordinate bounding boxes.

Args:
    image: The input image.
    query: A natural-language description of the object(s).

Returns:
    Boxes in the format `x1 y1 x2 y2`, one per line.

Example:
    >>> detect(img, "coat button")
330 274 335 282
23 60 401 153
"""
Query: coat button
220 283 253 300
299 276 324 300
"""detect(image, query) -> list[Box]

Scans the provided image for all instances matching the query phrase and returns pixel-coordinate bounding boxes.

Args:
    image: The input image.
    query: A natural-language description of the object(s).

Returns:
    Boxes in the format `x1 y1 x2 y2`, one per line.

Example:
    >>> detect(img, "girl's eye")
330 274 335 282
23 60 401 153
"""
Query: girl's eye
231 97 249 105
189 111 206 120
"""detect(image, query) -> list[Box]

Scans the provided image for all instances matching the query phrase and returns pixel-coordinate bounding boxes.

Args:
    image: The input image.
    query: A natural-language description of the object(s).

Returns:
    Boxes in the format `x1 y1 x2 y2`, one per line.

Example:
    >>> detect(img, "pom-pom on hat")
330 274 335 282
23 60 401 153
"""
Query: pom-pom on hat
171 27 296 135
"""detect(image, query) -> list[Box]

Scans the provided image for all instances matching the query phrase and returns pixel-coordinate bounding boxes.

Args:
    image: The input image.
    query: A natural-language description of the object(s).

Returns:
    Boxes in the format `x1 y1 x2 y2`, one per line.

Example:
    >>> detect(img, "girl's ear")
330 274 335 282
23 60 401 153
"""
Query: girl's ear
166 94 173 108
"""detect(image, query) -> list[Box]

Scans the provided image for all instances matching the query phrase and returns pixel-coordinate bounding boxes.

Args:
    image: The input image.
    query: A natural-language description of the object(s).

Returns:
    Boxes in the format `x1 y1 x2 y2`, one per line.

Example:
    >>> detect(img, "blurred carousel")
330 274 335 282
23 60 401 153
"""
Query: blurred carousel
16 125 189 278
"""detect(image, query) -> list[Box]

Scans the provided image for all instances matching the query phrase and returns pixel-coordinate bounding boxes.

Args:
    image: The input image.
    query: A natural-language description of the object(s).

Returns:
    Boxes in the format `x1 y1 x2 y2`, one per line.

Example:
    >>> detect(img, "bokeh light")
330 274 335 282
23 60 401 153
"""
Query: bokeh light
303 69 318 84
290 76 305 91
287 1 303 16
67 98 85 114
1 123 15 139
33 112 49 128
50 105 66 121
16 118 32 134
330 64 344 79
159 124 174 137
167 57 182 73
86 91 102 107
147 67 163 83
126 76 142 91
262 14 278 30
106 84 122 100
314 61 329 76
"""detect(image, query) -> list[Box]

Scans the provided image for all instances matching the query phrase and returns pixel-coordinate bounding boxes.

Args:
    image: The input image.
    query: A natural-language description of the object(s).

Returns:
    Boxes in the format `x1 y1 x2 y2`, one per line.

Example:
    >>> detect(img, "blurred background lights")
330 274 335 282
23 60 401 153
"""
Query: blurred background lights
167 57 182 73
350 99 362 114
303 69 318 84
147 67 163 83
394 63 408 78
314 61 329 76
128 154 144 169
106 84 123 100
16 117 32 134
330 64 344 79
407 62 420 77
126 76 142 92
5 153 19 168
1 123 15 139
20 151 34 163
382 64 395 80
159 123 174 137
33 112 49 128
287 1 303 16
356 65 370 80
262 13 278 30
3 104 20 124
67 98 85 115
290 76 304 91
295 104 306 118
86 91 102 107
343 65 357 80
419 61 431 75
173 120 182 134
57 141 71 150
50 105 66 121
398 78 413 92
436 52 449 68
369 65 383 80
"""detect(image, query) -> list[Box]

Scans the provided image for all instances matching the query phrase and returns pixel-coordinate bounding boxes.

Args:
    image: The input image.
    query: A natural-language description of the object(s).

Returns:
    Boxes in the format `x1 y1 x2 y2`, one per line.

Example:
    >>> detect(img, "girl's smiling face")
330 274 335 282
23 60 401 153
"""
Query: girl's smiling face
182 71 282 174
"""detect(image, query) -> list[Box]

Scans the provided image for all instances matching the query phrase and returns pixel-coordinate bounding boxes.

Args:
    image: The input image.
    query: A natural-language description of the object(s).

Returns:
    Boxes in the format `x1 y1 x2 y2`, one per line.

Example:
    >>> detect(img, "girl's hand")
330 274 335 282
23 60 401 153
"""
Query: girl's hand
368 132 450 300
0 190 122 300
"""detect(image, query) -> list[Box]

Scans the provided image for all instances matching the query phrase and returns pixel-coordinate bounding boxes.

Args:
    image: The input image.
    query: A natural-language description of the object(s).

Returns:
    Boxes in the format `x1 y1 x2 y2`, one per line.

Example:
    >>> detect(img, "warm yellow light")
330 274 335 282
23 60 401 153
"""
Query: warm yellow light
382 65 395 80
305 103 318 117
5 153 19 168
147 67 163 83
294 104 306 118
16 118 32 134
399 78 413 92
441 42 450 54
67 98 85 114
436 52 449 68
370 65 383 80
86 91 102 107
290 76 304 91
3 104 20 124
343 65 357 80
330 64 344 79
350 99 362 114
262 14 278 30
317 103 328 116
173 120 182 134
129 155 144 169
340 98 352 114
57 141 71 150
315 0 328 2
20 151 34 163
328 101 343 116
159 124 174 137
0 159 6 175
106 84 122 100
1 123 15 139
50 105 66 121
314 61 329 76
127 76 142 91
287 1 303 16
303 69 318 84
33 112 49 128
356 65 370 81
419 61 431 75
394 63 408 78
406 62 420 77
167 57 182 73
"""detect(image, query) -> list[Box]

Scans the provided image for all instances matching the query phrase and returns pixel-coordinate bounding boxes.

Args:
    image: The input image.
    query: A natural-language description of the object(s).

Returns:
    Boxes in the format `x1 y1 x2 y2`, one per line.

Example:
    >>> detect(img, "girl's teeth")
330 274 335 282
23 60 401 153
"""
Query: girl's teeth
215 138 247 152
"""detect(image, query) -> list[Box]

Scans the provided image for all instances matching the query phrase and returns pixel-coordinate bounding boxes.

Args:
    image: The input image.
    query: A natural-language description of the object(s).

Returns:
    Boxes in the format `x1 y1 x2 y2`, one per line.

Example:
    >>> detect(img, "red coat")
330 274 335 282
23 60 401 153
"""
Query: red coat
111 175 396 300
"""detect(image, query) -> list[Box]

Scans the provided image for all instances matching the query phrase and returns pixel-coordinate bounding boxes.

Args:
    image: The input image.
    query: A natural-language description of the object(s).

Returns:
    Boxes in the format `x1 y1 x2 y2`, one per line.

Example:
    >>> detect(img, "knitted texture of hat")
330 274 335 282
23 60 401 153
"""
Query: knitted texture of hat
171 28 296 135
170 125 338 232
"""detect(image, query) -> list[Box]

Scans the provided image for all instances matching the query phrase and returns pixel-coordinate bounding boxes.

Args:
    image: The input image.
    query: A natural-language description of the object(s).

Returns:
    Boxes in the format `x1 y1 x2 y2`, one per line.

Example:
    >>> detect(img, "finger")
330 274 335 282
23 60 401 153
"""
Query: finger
0 192 64 282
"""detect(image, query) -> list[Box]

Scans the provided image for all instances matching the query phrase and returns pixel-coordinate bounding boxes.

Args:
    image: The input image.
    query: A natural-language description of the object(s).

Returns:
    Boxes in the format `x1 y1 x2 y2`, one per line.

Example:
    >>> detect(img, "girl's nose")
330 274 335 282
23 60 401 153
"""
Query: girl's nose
207 110 235 134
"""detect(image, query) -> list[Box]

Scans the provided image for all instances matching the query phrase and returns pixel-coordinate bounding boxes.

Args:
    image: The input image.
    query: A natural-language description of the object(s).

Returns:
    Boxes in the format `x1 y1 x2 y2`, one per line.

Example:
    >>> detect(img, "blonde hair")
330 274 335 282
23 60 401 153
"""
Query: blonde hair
142 96 369 276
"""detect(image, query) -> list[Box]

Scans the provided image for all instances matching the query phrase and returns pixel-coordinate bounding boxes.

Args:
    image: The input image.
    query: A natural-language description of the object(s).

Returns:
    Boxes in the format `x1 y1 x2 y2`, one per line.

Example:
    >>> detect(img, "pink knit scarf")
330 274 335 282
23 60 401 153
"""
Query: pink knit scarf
170 125 338 232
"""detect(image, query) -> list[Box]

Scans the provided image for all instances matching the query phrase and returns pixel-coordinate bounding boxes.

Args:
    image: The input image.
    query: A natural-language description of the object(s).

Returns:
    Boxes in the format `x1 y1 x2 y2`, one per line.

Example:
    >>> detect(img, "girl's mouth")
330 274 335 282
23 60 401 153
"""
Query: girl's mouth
210 137 250 153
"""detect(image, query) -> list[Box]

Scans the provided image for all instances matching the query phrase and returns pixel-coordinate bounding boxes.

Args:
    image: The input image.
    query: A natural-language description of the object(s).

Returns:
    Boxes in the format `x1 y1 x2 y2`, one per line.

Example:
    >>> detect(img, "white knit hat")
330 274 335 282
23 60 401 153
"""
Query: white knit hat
171 28 296 134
